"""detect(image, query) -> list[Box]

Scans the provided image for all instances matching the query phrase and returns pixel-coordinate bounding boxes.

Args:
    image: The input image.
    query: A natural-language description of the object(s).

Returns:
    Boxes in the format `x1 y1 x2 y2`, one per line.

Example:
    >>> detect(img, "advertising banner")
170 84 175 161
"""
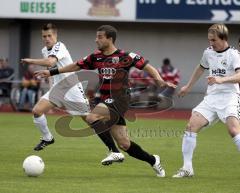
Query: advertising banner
0 0 136 21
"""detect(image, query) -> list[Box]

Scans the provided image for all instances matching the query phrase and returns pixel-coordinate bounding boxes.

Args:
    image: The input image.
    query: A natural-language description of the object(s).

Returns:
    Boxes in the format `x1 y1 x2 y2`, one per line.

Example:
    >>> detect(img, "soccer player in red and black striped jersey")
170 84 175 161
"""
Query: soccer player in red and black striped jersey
35 25 176 177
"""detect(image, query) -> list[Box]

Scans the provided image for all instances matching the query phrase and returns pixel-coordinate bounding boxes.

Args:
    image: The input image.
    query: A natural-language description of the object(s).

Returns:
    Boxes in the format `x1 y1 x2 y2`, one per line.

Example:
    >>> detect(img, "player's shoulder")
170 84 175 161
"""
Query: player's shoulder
122 49 142 59
42 42 65 52
82 50 101 61
53 41 65 49
86 50 102 59
228 46 239 54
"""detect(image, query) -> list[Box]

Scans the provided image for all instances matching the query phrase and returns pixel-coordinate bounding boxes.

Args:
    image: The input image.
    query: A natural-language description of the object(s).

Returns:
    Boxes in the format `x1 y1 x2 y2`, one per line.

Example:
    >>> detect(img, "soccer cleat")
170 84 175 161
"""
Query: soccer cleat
152 155 165 177
172 168 194 178
101 152 125 166
34 138 55 151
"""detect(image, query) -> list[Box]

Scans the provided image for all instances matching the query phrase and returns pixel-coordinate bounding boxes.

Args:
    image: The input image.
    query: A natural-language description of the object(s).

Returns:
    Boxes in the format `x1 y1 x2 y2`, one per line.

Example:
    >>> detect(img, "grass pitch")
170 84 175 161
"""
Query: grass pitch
0 112 240 193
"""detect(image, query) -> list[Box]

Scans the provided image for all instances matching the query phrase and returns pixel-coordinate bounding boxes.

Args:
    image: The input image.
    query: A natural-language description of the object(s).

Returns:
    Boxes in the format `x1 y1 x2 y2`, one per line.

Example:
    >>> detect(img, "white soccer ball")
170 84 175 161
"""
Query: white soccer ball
23 155 45 177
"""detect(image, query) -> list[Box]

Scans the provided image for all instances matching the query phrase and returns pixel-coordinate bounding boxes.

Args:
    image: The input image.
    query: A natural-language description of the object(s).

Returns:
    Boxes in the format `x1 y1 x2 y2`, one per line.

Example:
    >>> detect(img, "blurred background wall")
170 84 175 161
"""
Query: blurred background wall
0 0 239 109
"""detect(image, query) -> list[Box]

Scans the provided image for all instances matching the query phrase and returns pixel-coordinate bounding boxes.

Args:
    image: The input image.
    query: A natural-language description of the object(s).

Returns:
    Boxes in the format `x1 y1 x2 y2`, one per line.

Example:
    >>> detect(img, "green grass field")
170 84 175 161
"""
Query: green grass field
0 112 240 193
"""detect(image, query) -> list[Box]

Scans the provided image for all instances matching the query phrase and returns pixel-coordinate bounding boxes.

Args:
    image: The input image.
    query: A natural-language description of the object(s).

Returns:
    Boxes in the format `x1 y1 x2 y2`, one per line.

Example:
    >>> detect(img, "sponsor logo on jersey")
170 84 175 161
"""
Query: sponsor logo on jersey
112 57 119 64
211 68 226 76
221 59 227 66
105 98 114 104
101 68 116 79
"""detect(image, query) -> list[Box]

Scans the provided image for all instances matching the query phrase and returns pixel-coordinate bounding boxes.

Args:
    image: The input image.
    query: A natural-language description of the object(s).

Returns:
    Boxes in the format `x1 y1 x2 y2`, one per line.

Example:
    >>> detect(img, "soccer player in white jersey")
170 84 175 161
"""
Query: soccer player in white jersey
172 23 240 178
21 23 123 160
21 23 89 150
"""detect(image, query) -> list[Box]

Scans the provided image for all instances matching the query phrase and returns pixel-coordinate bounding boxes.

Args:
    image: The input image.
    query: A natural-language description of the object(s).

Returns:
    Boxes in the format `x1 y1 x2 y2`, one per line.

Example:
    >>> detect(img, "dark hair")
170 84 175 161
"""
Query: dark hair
163 58 170 65
42 23 57 33
97 25 117 43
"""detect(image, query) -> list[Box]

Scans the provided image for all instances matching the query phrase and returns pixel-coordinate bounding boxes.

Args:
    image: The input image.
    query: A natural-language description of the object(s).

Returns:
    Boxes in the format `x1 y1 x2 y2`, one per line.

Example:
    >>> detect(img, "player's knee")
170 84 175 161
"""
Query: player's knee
117 140 130 151
85 113 99 124
186 123 193 131
32 106 42 117
229 127 240 137
186 122 199 132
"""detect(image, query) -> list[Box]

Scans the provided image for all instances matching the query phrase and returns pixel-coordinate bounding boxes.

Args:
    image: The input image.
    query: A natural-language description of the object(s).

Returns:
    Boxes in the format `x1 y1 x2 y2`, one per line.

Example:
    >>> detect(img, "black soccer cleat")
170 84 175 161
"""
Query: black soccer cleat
34 138 55 151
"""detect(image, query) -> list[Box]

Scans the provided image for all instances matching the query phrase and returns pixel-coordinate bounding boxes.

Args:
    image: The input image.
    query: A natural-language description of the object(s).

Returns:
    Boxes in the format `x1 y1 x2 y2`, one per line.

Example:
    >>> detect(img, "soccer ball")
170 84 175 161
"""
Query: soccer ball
23 155 45 177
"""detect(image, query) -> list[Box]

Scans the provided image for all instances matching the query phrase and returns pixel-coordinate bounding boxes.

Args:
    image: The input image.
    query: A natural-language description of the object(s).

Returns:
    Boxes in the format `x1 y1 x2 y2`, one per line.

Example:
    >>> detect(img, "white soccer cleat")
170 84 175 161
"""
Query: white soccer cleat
172 168 194 178
101 152 125 166
152 155 165 177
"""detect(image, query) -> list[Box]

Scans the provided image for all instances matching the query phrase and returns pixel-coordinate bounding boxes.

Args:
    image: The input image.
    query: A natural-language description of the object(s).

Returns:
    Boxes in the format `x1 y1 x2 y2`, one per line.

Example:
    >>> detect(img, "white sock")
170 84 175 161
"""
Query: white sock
182 131 197 171
233 133 240 151
33 114 53 141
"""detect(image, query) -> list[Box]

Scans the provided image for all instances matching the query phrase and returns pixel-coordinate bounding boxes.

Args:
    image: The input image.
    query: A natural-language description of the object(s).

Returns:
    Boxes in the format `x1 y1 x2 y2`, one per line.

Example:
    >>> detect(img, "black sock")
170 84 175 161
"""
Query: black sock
126 141 155 166
91 120 119 153
97 131 119 153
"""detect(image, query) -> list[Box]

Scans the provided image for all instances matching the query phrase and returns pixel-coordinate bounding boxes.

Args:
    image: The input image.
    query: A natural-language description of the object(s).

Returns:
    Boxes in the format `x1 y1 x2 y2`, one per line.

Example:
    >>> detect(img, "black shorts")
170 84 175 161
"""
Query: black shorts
103 100 127 126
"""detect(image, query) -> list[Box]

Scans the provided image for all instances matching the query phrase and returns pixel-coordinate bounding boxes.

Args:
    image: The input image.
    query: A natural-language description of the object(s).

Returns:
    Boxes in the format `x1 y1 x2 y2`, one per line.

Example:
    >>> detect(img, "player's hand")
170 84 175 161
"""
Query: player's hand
207 76 223 85
158 81 177 88
21 58 32 65
165 82 177 89
34 70 50 79
177 85 190 97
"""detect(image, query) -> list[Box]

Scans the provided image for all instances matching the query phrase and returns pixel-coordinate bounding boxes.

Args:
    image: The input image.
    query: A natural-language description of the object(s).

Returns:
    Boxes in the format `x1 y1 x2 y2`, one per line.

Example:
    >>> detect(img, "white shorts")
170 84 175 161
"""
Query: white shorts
193 93 240 124
41 83 90 116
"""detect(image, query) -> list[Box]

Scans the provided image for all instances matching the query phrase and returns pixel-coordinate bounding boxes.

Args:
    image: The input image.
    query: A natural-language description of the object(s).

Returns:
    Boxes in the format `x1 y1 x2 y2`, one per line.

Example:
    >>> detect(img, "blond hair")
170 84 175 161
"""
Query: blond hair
208 23 228 41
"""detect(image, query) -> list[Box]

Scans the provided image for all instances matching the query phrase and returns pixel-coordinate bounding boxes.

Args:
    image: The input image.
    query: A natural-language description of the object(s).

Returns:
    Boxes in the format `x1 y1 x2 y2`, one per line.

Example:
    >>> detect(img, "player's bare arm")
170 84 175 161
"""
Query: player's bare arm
178 64 205 97
34 62 80 78
207 69 240 85
58 62 80 73
21 56 57 67
143 63 177 88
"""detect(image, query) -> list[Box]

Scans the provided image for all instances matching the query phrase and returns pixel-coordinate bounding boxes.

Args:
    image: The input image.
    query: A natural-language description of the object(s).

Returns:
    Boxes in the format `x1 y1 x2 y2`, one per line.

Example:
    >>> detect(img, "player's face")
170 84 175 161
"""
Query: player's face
208 33 226 52
95 31 112 51
42 29 57 49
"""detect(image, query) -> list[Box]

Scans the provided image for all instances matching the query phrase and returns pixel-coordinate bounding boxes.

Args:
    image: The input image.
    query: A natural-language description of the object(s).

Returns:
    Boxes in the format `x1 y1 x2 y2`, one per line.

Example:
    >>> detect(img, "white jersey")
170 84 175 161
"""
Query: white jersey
200 46 240 95
42 41 74 87
41 41 90 115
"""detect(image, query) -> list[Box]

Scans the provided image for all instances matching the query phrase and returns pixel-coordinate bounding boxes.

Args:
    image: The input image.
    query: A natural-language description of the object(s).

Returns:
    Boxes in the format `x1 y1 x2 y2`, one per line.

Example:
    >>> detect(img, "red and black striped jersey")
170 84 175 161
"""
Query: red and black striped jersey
77 49 148 101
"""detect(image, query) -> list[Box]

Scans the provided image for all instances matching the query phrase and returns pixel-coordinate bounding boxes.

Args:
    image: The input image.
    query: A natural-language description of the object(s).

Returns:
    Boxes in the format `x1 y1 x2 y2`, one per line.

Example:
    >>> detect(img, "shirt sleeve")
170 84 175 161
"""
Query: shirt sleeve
199 50 209 69
128 52 148 70
48 42 66 61
76 54 96 70
232 50 240 71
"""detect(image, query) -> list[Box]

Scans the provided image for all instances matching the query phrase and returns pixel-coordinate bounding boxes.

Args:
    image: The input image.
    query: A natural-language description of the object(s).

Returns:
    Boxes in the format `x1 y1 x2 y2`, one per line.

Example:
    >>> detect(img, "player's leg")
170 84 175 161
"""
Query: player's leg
173 111 209 178
85 103 123 163
65 83 121 154
226 116 240 151
110 125 165 177
218 96 240 152
32 98 55 151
